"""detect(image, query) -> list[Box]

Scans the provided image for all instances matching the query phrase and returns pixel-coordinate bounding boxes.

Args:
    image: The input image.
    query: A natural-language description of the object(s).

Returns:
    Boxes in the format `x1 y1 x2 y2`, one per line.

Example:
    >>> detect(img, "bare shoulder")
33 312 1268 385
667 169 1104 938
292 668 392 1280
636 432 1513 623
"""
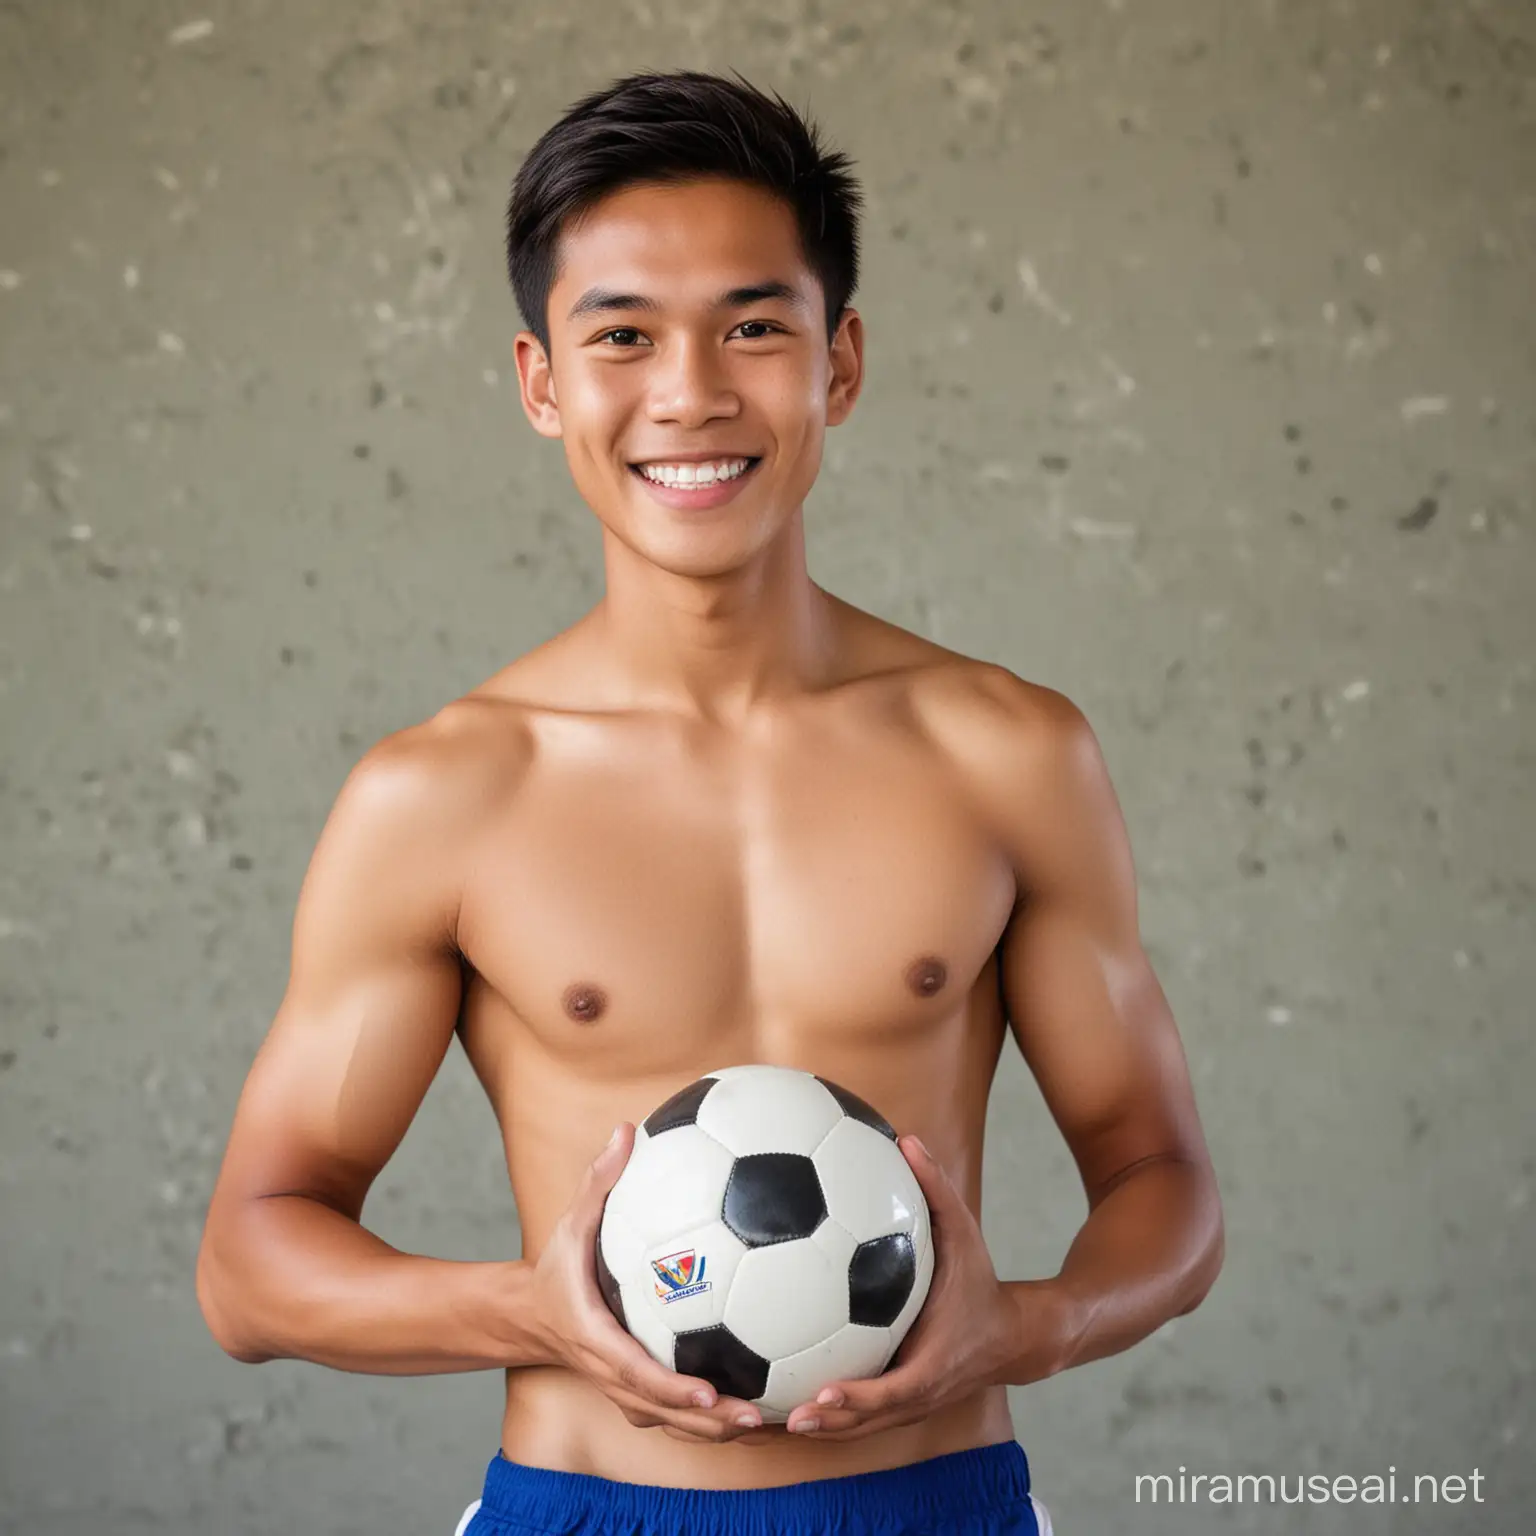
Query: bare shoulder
291 693 536 962
908 655 1093 769
902 656 1116 854
329 692 535 868
828 596 1083 733
357 694 530 799
824 596 1102 797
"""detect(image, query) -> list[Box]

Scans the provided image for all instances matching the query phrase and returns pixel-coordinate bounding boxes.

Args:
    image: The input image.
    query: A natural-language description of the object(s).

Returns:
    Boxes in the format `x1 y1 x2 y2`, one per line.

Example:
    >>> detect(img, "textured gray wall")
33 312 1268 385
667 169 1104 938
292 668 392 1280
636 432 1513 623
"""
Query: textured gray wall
2 1 1532 1532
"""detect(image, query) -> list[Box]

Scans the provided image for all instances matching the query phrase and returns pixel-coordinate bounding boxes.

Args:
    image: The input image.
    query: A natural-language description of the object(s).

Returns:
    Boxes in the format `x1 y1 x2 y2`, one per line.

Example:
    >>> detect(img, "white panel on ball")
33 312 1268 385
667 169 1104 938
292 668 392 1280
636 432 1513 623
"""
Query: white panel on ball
598 1206 647 1283
761 1320 893 1419
605 1122 735 1245
693 1066 843 1157
813 1116 922 1240
722 1236 849 1361
631 1219 750 1336
806 1213 858 1277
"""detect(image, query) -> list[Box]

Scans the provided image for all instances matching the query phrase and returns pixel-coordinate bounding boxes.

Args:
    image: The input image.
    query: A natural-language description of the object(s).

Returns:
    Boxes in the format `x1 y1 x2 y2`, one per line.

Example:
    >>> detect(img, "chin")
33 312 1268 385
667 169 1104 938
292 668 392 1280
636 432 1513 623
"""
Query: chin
608 515 781 580
644 544 763 580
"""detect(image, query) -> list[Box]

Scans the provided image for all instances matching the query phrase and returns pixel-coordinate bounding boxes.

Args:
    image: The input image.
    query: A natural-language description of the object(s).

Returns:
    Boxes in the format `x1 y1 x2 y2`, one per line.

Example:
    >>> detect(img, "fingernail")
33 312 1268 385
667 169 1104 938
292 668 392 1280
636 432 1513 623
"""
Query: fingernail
736 1413 760 1428
792 1417 820 1434
816 1388 843 1407
607 1125 621 1148
692 1388 715 1408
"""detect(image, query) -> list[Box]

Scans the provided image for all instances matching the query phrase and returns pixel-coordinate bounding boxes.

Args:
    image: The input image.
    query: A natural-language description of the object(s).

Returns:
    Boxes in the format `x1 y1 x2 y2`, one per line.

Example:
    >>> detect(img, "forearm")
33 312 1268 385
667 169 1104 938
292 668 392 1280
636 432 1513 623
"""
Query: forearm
197 1193 551 1376
1003 1156 1224 1382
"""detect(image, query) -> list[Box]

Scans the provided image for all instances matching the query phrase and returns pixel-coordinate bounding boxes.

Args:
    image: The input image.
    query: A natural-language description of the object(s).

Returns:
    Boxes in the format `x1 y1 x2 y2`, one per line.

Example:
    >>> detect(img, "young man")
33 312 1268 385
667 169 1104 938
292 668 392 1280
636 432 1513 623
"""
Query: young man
196 69 1222 1536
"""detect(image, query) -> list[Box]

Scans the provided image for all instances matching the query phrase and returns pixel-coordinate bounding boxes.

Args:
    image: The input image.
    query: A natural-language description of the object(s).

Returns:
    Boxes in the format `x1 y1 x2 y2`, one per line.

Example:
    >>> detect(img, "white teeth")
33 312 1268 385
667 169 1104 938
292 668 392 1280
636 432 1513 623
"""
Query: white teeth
638 457 752 487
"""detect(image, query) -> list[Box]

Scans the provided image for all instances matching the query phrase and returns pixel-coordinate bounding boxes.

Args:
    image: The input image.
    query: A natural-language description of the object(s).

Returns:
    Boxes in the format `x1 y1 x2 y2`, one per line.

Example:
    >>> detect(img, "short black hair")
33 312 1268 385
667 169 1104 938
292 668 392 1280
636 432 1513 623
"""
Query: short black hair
506 69 864 354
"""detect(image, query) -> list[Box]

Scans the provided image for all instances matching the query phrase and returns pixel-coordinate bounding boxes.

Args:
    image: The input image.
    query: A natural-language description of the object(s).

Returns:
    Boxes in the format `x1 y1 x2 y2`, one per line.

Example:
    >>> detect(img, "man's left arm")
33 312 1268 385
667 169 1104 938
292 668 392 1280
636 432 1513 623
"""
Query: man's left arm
983 680 1224 1381
783 671 1223 1438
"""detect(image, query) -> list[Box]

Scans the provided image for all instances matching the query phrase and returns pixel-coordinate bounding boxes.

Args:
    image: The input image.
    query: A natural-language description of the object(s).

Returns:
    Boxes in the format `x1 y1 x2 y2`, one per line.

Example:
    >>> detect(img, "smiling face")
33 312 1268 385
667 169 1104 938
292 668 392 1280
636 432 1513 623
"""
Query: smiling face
513 176 863 579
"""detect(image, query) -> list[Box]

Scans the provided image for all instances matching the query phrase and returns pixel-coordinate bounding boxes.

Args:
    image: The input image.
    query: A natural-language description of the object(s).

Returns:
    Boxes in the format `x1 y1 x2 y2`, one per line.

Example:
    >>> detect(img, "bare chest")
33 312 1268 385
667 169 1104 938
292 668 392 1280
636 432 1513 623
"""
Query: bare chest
456 715 1016 1079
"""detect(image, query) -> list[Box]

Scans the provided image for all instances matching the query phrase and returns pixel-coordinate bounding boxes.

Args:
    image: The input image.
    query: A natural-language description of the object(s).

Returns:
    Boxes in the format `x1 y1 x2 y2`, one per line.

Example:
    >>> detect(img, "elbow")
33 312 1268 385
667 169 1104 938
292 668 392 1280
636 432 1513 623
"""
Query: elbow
1178 1239 1225 1317
195 1234 275 1365
1178 1191 1227 1316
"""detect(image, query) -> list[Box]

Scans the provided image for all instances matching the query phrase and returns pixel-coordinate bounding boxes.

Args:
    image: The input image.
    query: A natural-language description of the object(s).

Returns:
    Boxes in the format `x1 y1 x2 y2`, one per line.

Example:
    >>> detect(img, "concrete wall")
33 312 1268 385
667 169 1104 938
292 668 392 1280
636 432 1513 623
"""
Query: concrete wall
1 1 1531 1531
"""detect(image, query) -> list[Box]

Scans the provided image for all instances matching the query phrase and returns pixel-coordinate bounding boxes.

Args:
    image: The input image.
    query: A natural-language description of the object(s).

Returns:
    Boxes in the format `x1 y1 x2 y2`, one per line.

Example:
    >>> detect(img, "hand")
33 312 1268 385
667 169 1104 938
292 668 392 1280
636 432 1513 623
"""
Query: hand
783 1136 1027 1442
529 1122 767 1444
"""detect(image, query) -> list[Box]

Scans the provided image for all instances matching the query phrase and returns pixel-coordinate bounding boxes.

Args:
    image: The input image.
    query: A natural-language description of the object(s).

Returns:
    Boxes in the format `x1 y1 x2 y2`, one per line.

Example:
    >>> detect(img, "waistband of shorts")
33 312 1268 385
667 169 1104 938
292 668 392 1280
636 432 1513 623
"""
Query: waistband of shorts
476 1440 1031 1534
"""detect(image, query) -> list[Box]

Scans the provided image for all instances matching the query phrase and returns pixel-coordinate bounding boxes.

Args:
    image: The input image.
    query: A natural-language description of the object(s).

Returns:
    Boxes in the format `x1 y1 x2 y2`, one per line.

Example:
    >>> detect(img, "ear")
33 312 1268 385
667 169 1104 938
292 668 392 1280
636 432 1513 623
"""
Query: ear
826 307 864 427
514 330 563 440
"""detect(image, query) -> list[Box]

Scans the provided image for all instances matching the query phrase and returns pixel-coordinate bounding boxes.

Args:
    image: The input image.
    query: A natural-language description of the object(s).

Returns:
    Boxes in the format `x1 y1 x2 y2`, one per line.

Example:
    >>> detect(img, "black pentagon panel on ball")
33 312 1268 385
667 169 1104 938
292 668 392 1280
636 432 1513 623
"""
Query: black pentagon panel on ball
723 1153 827 1246
642 1075 721 1136
815 1075 898 1140
674 1324 771 1402
848 1232 916 1326
594 1237 626 1332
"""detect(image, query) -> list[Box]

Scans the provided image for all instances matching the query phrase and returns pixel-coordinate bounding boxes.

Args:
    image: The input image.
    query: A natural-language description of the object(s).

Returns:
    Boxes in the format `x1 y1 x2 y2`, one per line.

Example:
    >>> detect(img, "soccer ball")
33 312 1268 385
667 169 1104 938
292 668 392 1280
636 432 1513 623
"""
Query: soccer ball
595 1064 934 1424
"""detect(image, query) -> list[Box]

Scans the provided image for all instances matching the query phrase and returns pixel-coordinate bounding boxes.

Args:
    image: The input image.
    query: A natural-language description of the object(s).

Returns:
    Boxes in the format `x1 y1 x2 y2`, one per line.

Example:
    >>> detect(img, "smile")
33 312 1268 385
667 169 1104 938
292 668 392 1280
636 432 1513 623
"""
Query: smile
627 456 764 509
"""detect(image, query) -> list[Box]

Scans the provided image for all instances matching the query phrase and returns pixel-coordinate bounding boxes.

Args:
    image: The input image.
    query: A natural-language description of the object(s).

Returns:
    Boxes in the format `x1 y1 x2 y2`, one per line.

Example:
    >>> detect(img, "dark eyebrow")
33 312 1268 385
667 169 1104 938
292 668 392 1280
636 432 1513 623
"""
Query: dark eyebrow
566 280 810 323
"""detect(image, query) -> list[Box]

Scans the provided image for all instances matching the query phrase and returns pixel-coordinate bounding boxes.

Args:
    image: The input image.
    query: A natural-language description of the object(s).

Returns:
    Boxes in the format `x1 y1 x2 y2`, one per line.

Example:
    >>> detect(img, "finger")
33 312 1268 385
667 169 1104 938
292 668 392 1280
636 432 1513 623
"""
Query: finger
661 1419 762 1445
786 1367 914 1432
782 1313 940 1433
604 1335 734 1416
687 1392 766 1434
603 1371 762 1434
613 1390 749 1442
581 1303 770 1444
601 1331 721 1413
785 1398 881 1437
597 1328 768 1431
787 1370 932 1437
786 1407 924 1442
788 1390 911 1432
631 1390 764 1441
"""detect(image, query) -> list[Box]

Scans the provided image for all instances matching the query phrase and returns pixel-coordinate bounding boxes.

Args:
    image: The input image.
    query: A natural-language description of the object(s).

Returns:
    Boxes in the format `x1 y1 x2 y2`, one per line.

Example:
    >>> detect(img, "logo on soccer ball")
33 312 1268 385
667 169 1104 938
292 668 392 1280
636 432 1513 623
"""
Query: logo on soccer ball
651 1248 711 1304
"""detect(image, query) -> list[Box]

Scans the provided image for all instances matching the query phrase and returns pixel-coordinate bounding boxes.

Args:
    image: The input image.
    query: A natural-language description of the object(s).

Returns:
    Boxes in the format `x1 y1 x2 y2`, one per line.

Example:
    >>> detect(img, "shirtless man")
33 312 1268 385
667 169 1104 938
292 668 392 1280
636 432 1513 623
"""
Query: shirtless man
195 69 1223 1536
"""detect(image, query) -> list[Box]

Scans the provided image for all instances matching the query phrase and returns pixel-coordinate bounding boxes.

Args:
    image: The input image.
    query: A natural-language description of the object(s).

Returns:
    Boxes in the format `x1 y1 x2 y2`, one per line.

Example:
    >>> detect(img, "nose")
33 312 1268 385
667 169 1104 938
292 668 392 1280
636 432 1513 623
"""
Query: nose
646 332 741 428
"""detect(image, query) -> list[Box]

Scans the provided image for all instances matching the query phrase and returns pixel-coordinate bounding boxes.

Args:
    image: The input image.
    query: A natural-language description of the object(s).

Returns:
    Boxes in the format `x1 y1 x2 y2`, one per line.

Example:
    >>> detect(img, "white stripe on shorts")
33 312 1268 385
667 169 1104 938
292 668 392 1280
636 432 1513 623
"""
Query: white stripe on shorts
453 1497 481 1536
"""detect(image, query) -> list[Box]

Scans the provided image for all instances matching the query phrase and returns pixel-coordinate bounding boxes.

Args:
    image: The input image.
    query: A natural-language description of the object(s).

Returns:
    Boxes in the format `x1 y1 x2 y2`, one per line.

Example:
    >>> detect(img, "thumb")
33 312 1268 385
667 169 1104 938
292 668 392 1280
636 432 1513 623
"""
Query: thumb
568 1125 632 1242
585 1123 635 1202
900 1135 960 1216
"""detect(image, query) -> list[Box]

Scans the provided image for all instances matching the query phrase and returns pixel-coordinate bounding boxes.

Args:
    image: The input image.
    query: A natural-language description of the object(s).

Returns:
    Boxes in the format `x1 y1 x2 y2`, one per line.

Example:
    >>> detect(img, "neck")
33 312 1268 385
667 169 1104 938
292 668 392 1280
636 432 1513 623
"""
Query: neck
585 510 841 726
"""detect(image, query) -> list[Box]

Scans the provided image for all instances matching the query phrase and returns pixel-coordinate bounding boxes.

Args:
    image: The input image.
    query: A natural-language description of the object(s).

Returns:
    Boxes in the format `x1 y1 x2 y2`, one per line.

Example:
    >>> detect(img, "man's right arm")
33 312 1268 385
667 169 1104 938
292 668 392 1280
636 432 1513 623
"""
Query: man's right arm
195 710 546 1375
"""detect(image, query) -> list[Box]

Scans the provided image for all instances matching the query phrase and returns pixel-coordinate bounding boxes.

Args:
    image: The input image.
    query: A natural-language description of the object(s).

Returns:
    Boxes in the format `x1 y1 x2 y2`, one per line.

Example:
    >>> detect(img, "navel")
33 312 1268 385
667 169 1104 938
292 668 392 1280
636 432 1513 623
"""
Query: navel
562 981 608 1025
903 954 949 998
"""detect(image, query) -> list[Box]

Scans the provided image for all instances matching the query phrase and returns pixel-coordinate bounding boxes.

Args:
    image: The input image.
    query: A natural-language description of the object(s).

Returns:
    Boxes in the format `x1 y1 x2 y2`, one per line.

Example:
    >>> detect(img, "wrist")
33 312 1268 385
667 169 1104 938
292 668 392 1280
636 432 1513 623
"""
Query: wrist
481 1259 559 1369
993 1278 1088 1386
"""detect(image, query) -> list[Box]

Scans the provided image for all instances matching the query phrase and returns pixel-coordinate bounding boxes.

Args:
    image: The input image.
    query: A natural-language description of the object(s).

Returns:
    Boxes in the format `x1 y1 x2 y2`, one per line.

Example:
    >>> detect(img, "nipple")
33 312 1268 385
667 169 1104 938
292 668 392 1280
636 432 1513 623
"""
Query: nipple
904 955 948 997
562 982 608 1024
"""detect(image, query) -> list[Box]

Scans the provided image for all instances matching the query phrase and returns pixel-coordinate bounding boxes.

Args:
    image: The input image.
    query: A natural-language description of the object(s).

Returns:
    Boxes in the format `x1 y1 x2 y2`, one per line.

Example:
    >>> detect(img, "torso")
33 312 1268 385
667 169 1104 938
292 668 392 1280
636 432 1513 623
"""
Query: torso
451 599 1029 1486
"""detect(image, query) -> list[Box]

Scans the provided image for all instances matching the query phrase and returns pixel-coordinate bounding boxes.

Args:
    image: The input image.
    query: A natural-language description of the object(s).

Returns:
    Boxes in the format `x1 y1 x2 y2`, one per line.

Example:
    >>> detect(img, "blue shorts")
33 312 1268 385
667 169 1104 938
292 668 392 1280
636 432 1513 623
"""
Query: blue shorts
454 1441 1052 1535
